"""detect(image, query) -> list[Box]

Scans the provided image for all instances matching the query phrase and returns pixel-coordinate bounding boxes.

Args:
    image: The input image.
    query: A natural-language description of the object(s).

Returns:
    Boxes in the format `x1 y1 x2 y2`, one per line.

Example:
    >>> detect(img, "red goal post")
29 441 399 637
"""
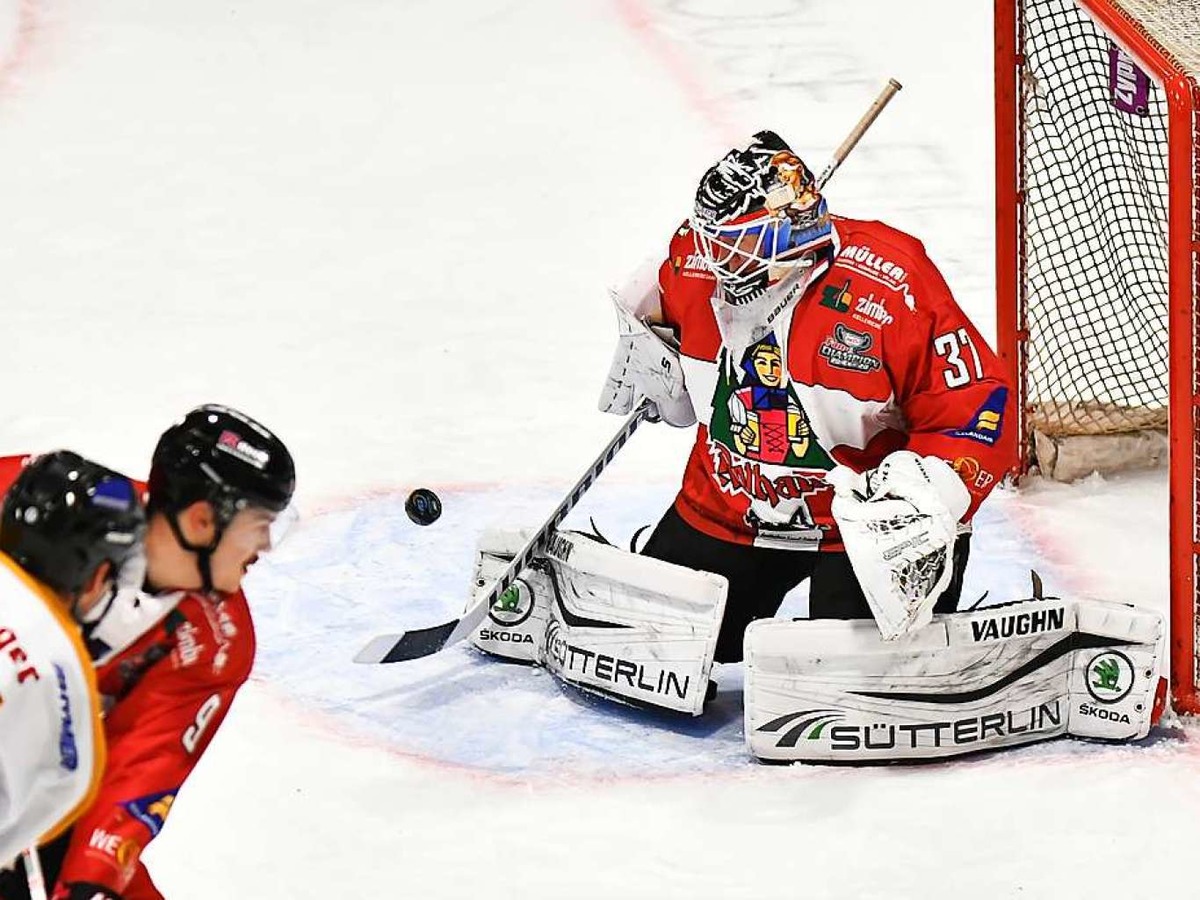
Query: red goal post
995 0 1200 714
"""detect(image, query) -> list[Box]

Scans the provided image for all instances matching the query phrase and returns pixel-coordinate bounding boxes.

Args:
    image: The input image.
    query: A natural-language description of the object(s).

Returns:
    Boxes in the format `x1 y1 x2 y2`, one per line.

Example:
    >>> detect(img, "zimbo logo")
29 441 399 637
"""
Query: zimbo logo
1085 650 1136 704
757 702 1063 751
854 294 893 326
971 606 1065 642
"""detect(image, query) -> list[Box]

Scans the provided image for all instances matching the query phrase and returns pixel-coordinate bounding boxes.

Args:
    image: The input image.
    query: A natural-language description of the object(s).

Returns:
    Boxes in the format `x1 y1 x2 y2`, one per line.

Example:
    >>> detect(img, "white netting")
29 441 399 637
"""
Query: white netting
1020 0 1172 438
1110 0 1200 75
1013 0 1200 708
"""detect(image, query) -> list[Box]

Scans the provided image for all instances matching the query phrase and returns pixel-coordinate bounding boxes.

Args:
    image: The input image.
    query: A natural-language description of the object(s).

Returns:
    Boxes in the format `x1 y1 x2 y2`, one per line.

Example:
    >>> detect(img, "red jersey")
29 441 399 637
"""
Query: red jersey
660 216 1013 551
0 451 256 899
48 590 256 898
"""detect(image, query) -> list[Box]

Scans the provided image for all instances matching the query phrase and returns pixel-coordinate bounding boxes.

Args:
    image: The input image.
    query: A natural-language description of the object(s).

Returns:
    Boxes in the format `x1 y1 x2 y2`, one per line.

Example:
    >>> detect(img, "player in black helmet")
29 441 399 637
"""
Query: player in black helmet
1 449 146 609
0 451 145 879
0 405 297 900
144 404 295 594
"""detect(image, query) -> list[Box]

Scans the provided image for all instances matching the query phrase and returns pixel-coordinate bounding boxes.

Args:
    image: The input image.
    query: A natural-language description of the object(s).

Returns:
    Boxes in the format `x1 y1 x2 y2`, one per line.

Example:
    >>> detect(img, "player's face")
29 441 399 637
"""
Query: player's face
209 506 277 593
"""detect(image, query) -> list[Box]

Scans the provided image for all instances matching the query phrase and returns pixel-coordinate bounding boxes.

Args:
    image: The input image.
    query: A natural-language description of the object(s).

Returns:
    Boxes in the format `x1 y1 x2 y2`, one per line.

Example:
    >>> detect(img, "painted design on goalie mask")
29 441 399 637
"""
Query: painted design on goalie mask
691 130 834 305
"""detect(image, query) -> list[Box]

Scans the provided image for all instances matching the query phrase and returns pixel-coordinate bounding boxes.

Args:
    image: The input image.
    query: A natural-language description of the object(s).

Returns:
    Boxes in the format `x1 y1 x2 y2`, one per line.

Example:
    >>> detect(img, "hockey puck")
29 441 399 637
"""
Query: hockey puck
405 488 442 526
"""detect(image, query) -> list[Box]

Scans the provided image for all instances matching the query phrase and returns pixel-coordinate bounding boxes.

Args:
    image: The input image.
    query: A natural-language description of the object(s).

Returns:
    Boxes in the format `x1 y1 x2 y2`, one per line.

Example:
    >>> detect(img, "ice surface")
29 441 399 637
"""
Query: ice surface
1 0 1194 897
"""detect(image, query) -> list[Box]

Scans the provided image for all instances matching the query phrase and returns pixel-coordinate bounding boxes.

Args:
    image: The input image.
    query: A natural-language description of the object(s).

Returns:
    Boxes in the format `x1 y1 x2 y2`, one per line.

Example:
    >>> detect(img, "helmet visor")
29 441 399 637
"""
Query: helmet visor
692 202 832 288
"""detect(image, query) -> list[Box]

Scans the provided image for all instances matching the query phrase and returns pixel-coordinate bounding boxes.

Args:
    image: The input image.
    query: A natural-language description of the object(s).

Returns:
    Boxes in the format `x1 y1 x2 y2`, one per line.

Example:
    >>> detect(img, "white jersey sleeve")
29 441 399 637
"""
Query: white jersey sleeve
0 555 104 864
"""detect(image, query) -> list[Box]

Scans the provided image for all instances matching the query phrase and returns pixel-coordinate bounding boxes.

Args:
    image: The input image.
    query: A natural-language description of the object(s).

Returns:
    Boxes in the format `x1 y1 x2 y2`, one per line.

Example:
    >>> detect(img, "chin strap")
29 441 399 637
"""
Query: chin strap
76 584 119 659
166 511 224 594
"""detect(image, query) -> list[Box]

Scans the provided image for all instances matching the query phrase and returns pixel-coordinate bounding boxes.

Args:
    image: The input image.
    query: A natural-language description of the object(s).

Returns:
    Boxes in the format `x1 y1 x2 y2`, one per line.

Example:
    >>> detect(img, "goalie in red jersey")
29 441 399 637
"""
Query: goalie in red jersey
467 128 1161 756
0 405 294 900
588 130 1164 763
600 129 1015 657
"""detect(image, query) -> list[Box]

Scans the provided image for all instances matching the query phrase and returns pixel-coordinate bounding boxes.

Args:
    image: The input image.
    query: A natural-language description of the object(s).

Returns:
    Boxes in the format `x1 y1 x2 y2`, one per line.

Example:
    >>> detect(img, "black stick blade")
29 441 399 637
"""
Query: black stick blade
353 620 459 663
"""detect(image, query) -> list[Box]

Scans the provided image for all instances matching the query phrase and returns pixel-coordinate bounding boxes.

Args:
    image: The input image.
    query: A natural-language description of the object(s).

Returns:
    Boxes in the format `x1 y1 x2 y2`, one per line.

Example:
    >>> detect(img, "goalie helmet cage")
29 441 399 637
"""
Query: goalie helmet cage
994 0 1200 713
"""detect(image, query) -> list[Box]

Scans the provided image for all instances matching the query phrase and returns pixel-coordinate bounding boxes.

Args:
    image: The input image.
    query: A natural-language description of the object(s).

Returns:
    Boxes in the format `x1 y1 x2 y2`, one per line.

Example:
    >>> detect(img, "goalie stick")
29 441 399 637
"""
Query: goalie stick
353 78 902 665
815 79 901 190
353 401 653 663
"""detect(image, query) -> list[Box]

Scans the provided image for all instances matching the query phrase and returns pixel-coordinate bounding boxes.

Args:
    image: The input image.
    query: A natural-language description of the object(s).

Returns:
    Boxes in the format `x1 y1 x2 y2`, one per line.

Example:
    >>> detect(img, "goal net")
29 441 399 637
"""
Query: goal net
996 0 1200 712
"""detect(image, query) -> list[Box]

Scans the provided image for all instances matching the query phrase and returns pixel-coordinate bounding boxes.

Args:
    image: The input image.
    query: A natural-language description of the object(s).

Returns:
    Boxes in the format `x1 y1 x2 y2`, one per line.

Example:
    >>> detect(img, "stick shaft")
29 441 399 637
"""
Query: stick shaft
444 400 651 647
816 78 902 190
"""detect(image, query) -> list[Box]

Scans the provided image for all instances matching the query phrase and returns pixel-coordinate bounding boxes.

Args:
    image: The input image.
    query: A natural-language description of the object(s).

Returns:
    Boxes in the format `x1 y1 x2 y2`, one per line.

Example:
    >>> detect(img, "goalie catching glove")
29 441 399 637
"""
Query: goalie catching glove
597 259 696 427
827 451 971 641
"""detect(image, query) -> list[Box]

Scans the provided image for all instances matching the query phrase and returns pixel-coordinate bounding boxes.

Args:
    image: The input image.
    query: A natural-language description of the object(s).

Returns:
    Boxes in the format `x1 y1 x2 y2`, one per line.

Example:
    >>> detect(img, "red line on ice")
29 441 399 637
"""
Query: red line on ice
0 0 41 97
610 0 740 146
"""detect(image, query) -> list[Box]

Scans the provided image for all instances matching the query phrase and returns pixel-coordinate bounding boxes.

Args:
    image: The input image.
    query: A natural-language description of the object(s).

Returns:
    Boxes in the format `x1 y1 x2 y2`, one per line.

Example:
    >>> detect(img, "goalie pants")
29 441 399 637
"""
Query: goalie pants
642 503 970 663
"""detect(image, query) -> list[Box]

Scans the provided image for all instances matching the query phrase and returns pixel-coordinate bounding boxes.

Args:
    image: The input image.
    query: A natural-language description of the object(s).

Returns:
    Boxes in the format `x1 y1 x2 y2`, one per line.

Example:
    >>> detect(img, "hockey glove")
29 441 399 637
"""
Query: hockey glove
827 451 970 640
597 265 695 427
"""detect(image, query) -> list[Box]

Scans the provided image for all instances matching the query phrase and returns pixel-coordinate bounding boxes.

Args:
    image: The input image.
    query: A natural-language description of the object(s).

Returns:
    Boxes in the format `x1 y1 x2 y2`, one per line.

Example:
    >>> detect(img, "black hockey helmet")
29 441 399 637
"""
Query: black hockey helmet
0 450 146 598
691 130 834 302
148 404 295 524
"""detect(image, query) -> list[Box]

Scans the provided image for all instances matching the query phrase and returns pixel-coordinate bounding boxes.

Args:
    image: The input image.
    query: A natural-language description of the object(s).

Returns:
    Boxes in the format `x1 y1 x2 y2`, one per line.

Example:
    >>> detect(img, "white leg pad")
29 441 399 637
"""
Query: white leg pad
540 532 727 716
1067 599 1163 741
469 530 728 716
744 597 1163 762
468 529 551 664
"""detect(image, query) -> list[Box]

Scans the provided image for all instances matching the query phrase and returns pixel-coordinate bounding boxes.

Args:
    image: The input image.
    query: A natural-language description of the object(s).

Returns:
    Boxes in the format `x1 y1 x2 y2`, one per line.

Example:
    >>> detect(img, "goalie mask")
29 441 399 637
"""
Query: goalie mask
691 130 834 304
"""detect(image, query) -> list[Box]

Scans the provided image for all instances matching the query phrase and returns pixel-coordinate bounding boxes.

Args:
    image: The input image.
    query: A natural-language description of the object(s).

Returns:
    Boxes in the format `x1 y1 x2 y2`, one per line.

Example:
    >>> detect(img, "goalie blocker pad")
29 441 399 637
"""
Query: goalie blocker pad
470 530 728 716
744 596 1163 762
